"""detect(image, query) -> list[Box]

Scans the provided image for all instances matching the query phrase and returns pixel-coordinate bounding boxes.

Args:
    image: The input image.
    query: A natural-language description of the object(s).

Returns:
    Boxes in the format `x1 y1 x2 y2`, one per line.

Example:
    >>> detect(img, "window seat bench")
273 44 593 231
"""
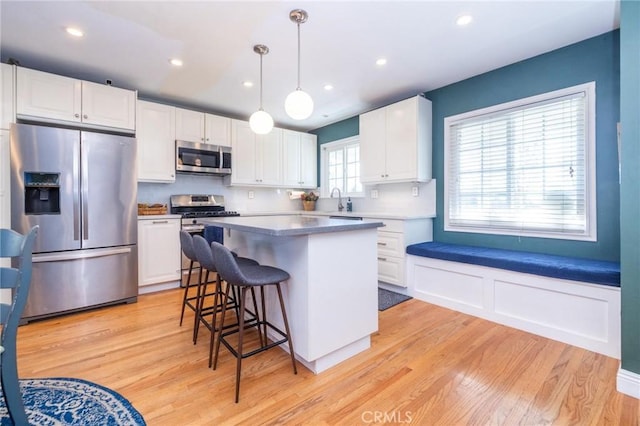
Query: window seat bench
405 242 621 358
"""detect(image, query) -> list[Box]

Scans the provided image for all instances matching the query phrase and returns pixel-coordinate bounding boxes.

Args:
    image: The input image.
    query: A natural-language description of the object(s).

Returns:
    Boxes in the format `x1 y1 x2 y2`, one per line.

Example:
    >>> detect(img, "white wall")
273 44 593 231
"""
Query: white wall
138 174 436 216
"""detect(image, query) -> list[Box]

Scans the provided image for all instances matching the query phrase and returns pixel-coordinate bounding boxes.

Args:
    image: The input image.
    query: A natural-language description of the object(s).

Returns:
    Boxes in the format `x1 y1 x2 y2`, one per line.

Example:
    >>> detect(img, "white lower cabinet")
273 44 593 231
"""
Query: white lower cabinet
368 218 432 287
137 217 181 287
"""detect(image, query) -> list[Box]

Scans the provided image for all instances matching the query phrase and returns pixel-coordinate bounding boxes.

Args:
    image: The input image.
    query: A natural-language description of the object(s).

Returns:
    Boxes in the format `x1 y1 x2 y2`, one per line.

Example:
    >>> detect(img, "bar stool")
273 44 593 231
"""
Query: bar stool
210 241 298 403
192 235 259 365
178 230 201 327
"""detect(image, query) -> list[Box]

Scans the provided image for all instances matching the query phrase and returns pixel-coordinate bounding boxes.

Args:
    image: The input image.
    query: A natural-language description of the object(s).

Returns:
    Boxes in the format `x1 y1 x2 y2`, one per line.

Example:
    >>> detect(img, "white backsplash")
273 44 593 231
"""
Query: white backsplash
138 174 436 216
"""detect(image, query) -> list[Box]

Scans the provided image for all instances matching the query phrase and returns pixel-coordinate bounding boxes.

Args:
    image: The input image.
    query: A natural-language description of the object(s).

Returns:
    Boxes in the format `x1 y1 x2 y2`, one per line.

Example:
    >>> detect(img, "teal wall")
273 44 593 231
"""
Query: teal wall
310 116 359 183
424 31 621 262
620 0 640 375
311 116 359 144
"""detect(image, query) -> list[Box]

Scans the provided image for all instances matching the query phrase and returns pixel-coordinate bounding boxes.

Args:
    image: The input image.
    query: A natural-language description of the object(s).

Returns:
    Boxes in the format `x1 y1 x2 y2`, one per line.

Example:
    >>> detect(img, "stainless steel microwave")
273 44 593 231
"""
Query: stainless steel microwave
176 140 231 176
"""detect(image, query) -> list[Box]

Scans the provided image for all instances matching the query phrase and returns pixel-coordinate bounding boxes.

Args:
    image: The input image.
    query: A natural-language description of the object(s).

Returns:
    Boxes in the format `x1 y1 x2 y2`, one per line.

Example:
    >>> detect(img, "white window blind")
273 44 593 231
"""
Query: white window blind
445 82 596 240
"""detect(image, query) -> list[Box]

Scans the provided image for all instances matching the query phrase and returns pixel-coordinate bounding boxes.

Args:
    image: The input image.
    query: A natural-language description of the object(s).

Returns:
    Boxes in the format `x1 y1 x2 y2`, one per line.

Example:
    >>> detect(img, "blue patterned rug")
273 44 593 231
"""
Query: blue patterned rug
0 377 146 425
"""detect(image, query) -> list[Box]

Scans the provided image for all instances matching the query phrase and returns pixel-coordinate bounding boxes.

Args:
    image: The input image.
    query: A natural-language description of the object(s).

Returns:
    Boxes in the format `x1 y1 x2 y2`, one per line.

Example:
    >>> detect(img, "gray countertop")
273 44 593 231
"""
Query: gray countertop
201 215 384 237
237 210 435 220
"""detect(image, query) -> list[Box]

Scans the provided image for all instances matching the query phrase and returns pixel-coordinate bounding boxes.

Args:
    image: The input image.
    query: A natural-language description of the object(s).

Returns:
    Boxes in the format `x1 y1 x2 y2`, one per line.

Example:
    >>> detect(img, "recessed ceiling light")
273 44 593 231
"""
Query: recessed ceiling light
169 58 183 67
66 27 84 37
376 58 387 66
323 84 333 91
243 81 254 88
456 14 473 26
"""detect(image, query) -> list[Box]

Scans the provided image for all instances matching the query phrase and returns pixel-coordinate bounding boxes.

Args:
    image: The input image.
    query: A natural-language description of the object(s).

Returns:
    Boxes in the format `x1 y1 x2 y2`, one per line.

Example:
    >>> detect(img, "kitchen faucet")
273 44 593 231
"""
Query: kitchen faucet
330 187 344 212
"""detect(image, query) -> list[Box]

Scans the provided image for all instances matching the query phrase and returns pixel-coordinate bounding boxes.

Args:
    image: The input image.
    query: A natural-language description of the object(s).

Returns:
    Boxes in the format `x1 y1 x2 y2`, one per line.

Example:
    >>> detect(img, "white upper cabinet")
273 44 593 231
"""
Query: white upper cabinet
136 100 176 183
175 107 231 146
1 63 15 130
175 107 204 142
229 119 282 186
359 95 432 184
81 81 136 131
16 67 136 132
282 129 317 188
205 113 231 146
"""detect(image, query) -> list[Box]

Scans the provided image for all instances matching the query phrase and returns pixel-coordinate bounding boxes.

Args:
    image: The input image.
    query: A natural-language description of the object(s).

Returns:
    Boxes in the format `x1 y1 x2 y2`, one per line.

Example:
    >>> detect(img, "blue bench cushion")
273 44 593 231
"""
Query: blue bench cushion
406 242 620 287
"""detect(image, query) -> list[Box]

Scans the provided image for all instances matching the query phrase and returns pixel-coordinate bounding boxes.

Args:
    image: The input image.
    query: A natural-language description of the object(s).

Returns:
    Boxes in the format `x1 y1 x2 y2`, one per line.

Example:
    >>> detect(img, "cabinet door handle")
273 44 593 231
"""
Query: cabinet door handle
377 242 387 246
74 113 80 118
378 257 387 261
83 114 88 119
152 220 169 224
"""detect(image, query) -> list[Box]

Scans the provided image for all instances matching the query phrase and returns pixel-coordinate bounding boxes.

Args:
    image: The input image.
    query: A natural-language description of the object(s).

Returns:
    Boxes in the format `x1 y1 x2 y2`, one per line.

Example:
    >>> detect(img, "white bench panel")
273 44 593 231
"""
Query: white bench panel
407 255 621 358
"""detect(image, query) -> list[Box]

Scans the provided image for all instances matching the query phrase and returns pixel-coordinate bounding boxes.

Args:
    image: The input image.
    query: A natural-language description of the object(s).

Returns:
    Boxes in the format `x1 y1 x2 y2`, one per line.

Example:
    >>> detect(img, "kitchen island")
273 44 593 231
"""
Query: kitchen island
202 215 384 373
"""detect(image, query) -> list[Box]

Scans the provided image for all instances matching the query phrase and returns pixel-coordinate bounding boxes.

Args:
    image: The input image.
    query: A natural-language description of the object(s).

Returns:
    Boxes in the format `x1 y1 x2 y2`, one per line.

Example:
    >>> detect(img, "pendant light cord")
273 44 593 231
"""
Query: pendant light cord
296 22 301 90
259 53 264 110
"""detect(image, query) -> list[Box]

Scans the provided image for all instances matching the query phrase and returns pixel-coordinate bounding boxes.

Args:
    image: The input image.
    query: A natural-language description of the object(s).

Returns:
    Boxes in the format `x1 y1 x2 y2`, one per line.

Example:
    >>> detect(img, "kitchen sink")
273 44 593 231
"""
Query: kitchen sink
329 215 363 220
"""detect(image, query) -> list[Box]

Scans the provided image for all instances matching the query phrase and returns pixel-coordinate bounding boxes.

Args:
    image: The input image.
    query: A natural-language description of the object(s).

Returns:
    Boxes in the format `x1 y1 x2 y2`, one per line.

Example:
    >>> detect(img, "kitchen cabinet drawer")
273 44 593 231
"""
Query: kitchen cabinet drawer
365 216 433 288
377 231 404 257
377 255 404 287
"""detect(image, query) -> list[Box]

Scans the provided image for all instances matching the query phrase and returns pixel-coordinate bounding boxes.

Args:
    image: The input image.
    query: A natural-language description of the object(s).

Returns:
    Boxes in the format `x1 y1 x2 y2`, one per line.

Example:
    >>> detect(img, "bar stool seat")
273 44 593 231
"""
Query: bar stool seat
210 241 297 403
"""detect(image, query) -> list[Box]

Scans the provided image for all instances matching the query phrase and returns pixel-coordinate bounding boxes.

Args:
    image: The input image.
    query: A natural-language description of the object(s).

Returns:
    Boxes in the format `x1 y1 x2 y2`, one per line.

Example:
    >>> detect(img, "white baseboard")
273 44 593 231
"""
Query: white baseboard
138 280 180 294
407 255 621 358
617 368 640 399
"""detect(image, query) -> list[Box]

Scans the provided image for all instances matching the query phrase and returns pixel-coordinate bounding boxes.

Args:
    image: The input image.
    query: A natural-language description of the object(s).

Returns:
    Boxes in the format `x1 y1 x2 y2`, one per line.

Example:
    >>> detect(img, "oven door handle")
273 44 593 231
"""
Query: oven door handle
182 226 205 233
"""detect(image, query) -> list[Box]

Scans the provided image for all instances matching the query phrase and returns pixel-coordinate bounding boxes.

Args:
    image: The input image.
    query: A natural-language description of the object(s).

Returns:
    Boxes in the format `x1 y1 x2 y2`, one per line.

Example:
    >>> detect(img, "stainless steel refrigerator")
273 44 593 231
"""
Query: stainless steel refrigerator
10 123 138 322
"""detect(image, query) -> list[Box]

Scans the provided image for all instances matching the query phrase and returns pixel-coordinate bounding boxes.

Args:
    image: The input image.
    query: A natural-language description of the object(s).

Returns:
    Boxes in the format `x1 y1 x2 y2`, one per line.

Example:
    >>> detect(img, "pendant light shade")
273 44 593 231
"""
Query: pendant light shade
285 89 313 120
249 44 274 134
285 9 313 120
250 109 274 135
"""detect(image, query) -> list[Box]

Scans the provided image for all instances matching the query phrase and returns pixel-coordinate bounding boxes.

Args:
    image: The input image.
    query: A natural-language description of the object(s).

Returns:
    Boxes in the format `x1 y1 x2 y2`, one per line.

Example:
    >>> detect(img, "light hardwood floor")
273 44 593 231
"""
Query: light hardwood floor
14 288 639 425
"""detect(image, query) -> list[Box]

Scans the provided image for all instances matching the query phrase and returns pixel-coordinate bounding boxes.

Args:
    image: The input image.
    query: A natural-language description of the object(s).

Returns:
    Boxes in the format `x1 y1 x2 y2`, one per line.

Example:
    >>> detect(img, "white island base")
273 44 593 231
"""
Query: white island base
219 219 380 374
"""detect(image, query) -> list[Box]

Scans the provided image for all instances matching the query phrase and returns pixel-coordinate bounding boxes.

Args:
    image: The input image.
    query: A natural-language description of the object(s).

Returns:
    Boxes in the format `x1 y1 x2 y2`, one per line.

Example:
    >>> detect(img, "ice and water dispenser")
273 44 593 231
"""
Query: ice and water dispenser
24 172 61 215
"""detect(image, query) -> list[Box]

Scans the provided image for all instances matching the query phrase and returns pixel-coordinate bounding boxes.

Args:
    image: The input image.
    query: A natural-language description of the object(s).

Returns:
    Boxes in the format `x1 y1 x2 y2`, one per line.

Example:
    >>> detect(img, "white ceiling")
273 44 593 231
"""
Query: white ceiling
0 1 620 132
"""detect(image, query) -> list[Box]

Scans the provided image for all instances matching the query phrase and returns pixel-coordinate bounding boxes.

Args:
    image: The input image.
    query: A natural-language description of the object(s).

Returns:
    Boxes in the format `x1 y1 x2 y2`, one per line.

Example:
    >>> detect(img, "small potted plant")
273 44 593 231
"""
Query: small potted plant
300 191 319 211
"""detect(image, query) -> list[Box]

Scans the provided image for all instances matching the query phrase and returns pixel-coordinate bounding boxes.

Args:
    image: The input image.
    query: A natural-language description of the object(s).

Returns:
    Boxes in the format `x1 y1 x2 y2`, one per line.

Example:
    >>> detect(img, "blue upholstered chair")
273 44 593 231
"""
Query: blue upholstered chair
210 241 297 403
0 226 38 425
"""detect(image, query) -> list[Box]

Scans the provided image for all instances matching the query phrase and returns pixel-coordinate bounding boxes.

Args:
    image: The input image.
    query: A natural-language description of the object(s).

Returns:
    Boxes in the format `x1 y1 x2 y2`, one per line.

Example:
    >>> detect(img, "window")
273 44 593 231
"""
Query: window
321 136 363 197
444 82 596 241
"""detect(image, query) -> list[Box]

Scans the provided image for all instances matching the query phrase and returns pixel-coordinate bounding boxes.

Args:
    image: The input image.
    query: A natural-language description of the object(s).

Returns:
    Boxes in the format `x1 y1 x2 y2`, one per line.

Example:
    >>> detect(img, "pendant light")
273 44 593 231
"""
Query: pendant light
285 9 313 120
249 44 274 134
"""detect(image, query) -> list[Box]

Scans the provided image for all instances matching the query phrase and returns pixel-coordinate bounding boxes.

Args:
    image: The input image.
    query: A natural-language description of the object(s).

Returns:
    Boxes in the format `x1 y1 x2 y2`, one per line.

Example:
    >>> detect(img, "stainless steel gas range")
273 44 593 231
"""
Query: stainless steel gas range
170 194 239 281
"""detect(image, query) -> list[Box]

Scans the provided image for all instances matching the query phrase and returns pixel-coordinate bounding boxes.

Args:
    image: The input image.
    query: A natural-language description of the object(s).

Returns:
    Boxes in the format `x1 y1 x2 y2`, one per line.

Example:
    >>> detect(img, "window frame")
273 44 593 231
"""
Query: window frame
444 82 597 241
320 136 364 198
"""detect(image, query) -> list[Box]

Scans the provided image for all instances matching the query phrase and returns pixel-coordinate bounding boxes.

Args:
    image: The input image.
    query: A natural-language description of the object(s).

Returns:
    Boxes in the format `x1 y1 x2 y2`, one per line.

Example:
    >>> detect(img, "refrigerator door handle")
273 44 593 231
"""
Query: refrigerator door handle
82 140 89 241
33 247 132 263
73 140 81 241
